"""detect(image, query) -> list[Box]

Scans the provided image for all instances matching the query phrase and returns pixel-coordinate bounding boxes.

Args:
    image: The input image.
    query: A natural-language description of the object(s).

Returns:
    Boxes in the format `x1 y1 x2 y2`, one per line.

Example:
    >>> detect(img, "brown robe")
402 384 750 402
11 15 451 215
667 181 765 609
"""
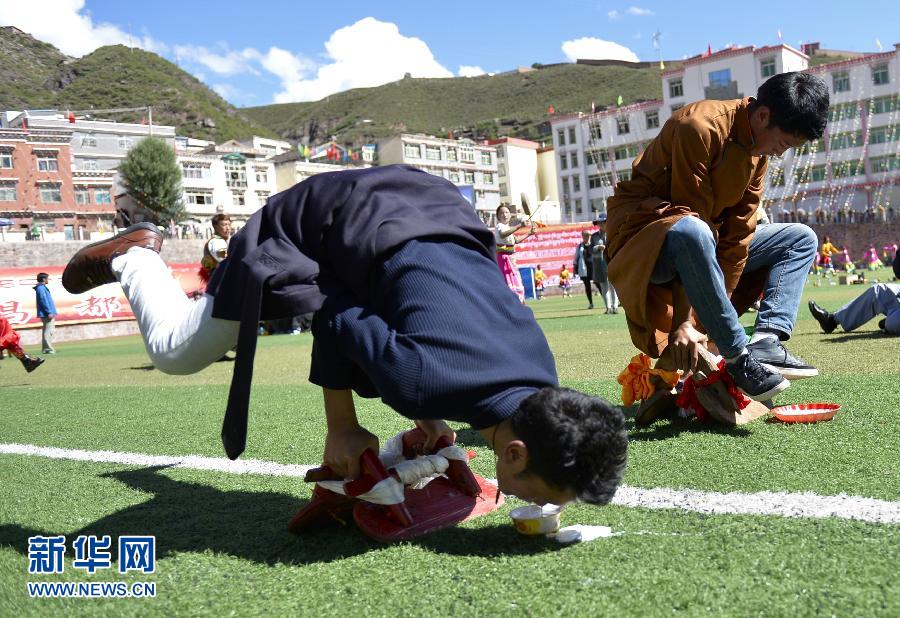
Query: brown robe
606 98 768 357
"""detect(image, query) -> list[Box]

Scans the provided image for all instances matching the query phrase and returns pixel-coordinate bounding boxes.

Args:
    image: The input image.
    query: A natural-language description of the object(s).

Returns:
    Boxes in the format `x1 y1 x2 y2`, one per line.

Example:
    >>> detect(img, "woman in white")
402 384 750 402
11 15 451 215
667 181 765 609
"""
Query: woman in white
494 204 533 302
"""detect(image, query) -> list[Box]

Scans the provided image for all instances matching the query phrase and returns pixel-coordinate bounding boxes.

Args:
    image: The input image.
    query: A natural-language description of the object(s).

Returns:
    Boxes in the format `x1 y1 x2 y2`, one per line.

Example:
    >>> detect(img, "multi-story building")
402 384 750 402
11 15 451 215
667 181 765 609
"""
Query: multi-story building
550 42 900 222
486 137 561 224
176 139 278 229
270 150 362 193
377 134 501 218
240 136 293 159
1 110 178 235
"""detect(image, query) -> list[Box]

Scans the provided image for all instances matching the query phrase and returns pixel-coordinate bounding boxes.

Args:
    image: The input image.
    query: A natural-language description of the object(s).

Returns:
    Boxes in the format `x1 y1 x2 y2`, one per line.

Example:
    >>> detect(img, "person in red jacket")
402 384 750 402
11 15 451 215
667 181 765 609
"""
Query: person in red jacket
0 317 44 372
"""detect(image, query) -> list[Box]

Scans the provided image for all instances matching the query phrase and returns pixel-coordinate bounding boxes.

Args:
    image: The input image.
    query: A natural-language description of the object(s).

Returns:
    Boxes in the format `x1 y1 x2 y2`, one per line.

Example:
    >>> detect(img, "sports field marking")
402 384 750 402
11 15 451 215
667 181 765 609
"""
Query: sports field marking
2 443 899 524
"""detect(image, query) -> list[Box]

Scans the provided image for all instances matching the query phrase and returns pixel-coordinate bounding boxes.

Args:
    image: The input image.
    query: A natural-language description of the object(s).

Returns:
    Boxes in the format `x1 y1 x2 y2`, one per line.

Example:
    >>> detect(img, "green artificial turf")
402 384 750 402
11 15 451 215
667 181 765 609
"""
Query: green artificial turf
1 270 898 616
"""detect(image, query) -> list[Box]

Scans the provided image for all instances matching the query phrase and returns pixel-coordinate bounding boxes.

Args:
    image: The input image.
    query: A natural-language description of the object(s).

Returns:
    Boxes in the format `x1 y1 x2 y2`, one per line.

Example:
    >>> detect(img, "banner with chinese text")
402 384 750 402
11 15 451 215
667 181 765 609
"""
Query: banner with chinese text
0 264 204 328
513 222 595 285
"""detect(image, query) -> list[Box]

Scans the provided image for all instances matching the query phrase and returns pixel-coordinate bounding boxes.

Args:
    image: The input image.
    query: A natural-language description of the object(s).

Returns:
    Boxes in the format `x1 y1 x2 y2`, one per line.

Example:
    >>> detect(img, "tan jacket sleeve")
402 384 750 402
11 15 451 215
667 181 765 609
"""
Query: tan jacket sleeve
669 117 718 218
716 157 767 293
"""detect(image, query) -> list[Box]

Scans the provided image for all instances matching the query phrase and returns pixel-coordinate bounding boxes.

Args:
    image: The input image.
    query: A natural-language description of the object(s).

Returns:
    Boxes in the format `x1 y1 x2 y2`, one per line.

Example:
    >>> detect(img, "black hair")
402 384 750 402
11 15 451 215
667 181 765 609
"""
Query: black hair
495 203 511 217
37 272 49 283
510 387 628 505
753 72 829 140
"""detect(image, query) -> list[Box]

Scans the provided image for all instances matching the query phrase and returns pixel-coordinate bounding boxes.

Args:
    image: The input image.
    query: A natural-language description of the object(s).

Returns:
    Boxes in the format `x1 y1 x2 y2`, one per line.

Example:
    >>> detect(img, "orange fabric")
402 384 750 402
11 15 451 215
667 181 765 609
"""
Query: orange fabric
617 353 681 406
0 317 24 357
606 98 768 357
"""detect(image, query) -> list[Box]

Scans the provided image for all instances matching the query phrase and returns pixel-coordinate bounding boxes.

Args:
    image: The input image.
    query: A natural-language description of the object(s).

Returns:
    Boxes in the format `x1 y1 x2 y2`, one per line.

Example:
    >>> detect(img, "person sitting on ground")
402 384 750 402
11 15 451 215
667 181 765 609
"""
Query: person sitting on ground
809 283 900 336
62 165 628 507
605 71 829 402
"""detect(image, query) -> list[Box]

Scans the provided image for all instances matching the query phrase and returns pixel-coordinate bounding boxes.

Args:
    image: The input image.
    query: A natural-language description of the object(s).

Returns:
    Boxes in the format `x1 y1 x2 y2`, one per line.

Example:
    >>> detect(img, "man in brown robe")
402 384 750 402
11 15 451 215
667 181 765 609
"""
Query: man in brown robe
606 72 829 401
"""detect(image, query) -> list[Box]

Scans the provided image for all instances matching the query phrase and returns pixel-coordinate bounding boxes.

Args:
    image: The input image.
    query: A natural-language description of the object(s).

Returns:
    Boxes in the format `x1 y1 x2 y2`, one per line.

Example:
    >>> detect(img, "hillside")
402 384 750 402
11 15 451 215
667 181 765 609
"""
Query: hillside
0 27 275 142
243 63 666 146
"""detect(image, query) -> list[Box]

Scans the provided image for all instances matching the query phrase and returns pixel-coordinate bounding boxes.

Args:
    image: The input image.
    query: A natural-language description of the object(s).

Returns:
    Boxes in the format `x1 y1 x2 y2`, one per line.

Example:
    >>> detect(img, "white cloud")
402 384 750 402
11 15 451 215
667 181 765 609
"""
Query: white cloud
561 37 640 63
626 6 655 16
174 44 262 77
458 65 486 77
0 0 165 57
608 10 621 19
269 17 453 103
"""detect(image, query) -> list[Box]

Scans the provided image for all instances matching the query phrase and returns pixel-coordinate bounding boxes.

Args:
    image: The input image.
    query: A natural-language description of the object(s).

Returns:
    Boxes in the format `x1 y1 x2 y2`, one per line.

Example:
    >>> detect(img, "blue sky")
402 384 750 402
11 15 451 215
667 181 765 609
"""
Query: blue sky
2 1 897 107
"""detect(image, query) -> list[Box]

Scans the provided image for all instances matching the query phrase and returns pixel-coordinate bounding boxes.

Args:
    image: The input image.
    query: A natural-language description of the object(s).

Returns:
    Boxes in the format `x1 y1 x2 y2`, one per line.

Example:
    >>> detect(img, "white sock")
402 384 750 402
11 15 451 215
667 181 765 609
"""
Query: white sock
749 330 779 345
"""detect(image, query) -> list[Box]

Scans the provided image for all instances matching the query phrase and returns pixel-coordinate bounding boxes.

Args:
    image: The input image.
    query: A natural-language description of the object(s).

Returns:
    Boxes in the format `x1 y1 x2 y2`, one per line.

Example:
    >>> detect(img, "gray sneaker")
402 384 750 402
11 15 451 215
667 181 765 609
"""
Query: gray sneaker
747 338 819 379
725 352 790 401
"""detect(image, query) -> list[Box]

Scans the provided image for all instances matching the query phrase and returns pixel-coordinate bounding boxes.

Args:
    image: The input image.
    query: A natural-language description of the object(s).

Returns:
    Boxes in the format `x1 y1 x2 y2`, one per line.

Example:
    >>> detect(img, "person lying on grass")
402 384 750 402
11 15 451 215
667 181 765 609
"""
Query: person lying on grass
605 72 829 402
62 165 627 508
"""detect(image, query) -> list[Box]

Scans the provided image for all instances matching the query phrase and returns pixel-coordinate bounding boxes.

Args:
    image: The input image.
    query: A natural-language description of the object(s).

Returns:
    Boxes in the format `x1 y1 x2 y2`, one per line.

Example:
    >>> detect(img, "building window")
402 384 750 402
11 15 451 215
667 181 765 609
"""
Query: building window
80 133 97 147
669 78 683 98
768 168 785 187
795 165 827 184
94 188 111 204
575 198 583 214
182 162 210 179
425 146 441 161
796 138 824 156
645 111 659 129
446 149 458 161
616 117 630 135
403 143 420 159
587 150 609 165
570 152 578 167
559 153 568 170
760 58 776 78
75 187 90 204
464 171 475 184
0 180 16 201
480 151 492 165
497 163 507 176
832 160 864 178
557 129 566 146
829 131 863 150
572 175 581 192
614 144 640 160
617 169 632 183
568 127 577 144
118 136 134 150
829 102 859 122
871 155 900 173
36 153 58 172
499 182 508 195
872 63 889 86
588 174 606 189
232 193 246 207
460 147 475 163
0 148 12 169
39 183 61 203
254 167 268 183
671 103 685 113
186 191 213 205
869 125 899 144
872 95 900 115
257 191 270 203
483 172 494 185
81 159 98 170
175 137 188 151
590 125 602 141
708 69 732 88
224 158 247 189
832 71 850 93
449 171 460 183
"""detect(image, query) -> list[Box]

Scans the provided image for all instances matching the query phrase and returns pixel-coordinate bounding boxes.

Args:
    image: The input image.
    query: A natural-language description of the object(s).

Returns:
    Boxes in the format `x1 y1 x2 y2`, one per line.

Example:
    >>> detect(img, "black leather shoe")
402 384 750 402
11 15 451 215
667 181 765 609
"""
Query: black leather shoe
21 355 45 373
808 301 838 334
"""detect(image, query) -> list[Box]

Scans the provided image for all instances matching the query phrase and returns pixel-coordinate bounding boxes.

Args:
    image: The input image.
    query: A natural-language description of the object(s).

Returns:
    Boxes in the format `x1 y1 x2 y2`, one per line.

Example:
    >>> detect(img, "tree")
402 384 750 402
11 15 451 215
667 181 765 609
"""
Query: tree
118 137 184 223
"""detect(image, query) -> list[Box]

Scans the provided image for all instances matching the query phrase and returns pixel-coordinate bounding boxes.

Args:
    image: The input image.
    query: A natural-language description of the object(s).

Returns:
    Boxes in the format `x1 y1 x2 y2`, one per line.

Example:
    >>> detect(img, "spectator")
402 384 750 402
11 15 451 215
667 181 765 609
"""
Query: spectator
34 272 57 354
574 230 597 309
590 216 618 314
200 214 233 283
534 264 547 300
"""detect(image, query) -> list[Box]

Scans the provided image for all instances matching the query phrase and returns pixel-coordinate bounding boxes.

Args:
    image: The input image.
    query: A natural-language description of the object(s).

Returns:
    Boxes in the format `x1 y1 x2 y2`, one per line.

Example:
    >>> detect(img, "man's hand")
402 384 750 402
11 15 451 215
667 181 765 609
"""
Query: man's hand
414 419 457 452
669 321 708 374
323 425 380 479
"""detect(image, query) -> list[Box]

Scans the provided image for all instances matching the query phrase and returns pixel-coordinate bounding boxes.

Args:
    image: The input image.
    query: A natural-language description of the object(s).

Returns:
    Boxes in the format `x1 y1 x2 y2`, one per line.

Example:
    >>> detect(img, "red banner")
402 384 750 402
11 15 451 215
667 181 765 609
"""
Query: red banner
0 264 204 328
513 222 595 283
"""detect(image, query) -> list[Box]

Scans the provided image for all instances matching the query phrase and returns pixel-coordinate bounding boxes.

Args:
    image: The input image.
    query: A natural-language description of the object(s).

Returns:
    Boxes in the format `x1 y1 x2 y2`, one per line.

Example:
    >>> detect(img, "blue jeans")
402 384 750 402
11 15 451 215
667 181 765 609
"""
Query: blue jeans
651 218 817 358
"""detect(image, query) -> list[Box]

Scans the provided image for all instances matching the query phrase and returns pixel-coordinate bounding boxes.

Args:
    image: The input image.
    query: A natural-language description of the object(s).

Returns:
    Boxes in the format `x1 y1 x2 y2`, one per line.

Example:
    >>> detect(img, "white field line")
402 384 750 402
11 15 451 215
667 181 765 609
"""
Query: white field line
2 443 899 525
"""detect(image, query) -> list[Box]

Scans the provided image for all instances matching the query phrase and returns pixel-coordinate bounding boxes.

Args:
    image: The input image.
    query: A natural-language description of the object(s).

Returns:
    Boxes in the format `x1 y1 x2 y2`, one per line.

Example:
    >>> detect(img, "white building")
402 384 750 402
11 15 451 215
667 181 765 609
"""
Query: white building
550 42 900 222
271 150 363 193
176 139 278 229
241 136 293 159
486 137 561 224
377 134 501 218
